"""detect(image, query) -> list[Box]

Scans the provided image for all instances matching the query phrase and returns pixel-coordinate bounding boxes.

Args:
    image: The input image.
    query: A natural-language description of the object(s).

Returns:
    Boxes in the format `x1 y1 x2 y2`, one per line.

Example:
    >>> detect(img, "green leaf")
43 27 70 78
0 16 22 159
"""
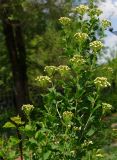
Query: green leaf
26 138 38 149
24 124 35 136
25 124 32 131
3 122 16 128
43 151 51 160
0 150 4 157
10 115 25 125
35 130 46 142
8 150 16 159
88 96 95 103
86 128 95 137
9 136 20 145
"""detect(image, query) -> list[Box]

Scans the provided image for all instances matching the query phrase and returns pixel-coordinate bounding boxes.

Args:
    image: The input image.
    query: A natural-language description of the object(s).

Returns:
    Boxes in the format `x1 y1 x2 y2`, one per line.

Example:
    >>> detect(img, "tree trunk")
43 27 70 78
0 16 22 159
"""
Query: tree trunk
2 19 29 114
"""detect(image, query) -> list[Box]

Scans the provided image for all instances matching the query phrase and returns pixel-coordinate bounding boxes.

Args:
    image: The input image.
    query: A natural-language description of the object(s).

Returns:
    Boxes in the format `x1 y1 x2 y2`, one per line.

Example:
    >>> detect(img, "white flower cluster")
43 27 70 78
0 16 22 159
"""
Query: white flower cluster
88 8 102 17
82 140 93 148
63 111 73 123
74 32 88 42
58 65 70 76
94 77 111 88
59 17 71 25
96 149 104 158
73 126 80 131
102 103 112 114
35 76 51 86
44 66 57 76
22 104 34 116
107 67 113 73
73 5 89 15
101 19 111 29
90 40 104 52
70 54 86 66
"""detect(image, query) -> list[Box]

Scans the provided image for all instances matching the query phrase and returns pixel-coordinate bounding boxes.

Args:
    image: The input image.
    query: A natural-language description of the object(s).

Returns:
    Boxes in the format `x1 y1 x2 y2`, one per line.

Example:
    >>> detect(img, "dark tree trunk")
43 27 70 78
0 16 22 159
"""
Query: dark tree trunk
2 19 29 114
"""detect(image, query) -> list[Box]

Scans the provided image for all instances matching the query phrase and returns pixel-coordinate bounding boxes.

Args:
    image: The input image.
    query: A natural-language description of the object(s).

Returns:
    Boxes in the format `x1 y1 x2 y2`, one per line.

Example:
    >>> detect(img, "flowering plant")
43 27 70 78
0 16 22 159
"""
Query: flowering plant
1 1 112 160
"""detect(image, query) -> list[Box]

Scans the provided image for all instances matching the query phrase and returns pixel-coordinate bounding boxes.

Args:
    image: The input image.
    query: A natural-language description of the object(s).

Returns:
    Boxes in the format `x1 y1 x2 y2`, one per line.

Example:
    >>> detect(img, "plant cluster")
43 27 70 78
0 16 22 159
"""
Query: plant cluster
0 1 112 160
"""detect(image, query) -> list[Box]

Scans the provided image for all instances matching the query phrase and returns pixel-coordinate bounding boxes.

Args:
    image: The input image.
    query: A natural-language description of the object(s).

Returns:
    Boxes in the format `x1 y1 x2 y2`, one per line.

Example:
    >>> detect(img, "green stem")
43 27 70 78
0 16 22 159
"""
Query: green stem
79 42 82 54
80 93 100 140
56 101 62 119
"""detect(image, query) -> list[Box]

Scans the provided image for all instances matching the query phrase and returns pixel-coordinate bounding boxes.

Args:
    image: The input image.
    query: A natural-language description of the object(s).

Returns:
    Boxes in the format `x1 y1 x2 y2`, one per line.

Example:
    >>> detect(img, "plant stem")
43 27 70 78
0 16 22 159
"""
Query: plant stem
16 128 23 160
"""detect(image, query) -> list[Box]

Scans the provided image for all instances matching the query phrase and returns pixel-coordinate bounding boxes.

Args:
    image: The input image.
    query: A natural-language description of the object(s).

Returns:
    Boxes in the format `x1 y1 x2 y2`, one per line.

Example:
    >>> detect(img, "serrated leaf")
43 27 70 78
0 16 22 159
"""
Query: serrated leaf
10 115 25 125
